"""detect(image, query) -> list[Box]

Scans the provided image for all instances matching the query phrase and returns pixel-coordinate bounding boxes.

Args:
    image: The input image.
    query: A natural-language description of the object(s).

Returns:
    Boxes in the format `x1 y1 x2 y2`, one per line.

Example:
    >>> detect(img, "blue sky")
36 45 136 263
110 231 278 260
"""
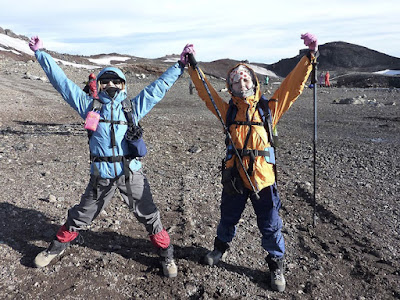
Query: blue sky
1 0 399 63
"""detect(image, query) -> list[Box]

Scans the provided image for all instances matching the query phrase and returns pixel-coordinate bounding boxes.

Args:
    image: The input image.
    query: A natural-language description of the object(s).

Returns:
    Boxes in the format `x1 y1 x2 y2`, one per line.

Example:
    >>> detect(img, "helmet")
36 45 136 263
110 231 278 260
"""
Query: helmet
89 73 96 80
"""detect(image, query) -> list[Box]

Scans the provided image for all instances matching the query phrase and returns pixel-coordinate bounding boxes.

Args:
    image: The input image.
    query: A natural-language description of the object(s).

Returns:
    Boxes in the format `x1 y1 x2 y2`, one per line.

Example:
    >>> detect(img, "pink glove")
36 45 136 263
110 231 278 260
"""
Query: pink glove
301 33 318 51
29 36 43 52
180 44 196 66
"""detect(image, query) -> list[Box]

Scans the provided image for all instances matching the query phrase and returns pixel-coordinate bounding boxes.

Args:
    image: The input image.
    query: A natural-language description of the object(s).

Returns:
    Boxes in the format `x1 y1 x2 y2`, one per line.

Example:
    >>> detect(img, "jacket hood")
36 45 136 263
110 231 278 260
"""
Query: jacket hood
96 67 127 103
97 66 127 83
226 63 261 104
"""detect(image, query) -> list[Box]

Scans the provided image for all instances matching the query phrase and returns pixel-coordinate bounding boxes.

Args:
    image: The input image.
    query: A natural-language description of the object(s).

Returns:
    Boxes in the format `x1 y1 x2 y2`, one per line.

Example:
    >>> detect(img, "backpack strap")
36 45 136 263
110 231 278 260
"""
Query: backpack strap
92 98 103 112
121 98 135 127
225 99 236 129
120 99 145 211
225 97 277 177
258 96 278 180
257 96 276 148
225 99 264 146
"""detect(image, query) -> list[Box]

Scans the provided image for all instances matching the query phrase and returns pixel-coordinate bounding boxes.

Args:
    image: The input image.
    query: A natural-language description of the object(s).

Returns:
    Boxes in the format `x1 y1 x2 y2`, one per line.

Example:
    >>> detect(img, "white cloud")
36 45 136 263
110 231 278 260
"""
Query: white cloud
1 0 399 63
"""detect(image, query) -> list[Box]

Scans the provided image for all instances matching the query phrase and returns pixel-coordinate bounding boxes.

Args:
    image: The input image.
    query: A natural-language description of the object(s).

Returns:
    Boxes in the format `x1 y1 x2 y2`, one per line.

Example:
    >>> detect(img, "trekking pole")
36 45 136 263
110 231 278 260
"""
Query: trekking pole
311 60 318 227
187 54 260 200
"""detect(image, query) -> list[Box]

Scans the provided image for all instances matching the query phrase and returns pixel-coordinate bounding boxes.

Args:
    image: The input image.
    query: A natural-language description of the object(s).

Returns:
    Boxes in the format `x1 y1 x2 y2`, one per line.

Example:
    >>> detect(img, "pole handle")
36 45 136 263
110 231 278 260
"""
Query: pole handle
187 53 197 67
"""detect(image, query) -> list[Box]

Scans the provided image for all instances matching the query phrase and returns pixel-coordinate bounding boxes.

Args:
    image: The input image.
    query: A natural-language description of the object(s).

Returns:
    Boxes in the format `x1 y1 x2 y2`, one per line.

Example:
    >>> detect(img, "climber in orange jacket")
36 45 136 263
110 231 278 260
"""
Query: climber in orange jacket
184 33 318 292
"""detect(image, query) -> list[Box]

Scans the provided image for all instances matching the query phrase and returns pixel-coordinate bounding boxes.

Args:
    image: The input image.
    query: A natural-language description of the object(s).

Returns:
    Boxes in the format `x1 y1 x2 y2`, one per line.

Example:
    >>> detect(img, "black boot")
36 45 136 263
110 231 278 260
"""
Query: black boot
266 255 286 292
203 237 229 266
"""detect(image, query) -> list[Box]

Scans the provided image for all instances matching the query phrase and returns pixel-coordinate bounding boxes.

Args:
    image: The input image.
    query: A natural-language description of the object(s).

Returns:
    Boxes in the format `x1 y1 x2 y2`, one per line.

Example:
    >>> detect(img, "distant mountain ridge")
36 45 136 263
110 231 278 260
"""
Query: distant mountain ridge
1 27 400 87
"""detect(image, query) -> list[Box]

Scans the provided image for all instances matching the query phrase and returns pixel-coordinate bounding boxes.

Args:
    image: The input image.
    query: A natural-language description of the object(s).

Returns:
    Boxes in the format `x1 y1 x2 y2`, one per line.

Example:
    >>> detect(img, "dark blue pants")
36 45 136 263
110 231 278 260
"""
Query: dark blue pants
216 184 285 258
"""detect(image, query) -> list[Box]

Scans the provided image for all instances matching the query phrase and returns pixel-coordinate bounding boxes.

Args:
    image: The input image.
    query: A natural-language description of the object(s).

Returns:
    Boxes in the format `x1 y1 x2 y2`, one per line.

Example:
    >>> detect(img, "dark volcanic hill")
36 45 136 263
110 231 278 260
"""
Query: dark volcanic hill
263 41 400 77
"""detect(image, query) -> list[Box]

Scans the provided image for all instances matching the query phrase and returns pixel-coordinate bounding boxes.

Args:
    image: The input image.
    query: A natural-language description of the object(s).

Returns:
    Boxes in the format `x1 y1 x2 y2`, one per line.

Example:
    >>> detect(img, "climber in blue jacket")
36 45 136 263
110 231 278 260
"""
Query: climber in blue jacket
29 36 193 278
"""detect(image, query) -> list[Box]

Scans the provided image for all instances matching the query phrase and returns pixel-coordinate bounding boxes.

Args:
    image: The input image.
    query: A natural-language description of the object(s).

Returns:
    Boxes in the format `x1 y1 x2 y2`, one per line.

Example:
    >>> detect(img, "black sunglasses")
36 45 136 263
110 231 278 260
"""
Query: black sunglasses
100 79 123 85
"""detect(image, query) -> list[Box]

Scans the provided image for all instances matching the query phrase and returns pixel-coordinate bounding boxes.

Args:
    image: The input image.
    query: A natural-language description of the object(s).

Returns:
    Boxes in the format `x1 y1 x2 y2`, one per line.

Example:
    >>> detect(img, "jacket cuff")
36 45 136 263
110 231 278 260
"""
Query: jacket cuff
178 60 186 69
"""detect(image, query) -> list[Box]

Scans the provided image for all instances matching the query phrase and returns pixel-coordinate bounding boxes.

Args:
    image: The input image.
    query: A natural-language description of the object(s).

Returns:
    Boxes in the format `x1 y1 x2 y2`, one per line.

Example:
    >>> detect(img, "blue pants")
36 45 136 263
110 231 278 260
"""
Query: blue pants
216 184 285 258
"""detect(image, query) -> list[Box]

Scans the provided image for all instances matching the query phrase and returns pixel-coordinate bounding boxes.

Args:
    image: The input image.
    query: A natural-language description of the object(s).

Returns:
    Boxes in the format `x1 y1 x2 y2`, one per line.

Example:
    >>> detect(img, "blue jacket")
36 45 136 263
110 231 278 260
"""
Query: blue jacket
35 50 184 178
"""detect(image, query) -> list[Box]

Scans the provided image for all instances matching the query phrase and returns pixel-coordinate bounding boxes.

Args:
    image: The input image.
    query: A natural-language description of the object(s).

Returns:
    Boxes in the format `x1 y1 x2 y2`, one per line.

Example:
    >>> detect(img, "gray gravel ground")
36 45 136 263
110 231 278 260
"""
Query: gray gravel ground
0 56 399 299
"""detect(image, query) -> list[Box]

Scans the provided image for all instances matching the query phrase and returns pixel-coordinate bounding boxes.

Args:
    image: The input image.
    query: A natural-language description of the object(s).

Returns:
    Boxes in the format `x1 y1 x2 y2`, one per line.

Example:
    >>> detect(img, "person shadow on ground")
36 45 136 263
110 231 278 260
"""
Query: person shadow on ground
1 202 169 274
1 202 270 289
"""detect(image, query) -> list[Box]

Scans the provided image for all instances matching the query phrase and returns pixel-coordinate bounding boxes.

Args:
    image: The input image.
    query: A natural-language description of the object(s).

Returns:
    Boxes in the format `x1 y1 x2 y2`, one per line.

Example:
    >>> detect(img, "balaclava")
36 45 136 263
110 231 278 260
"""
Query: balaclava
227 64 256 98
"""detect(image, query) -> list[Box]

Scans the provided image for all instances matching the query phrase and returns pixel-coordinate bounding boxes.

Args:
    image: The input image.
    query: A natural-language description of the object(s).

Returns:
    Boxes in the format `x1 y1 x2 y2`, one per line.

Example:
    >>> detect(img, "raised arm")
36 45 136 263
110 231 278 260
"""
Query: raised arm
132 62 185 122
269 33 318 127
186 47 229 123
29 36 90 119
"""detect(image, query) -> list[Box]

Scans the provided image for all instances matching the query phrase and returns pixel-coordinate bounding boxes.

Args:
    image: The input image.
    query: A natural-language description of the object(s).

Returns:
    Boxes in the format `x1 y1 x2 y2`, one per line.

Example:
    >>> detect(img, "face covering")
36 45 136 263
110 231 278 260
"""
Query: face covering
105 87 120 98
231 88 255 98
228 65 256 99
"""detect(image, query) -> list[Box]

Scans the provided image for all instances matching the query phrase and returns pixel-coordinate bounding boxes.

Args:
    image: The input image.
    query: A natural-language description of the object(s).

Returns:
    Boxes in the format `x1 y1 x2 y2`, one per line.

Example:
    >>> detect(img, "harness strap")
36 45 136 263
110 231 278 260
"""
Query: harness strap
99 119 128 125
122 157 135 211
236 149 270 156
228 147 276 165
230 121 263 126
90 154 136 163
90 154 136 210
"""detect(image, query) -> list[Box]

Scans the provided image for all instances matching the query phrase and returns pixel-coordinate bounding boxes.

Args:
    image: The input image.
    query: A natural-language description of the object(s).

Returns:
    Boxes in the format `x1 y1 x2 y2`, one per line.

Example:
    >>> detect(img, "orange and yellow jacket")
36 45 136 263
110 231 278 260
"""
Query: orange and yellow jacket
188 53 317 192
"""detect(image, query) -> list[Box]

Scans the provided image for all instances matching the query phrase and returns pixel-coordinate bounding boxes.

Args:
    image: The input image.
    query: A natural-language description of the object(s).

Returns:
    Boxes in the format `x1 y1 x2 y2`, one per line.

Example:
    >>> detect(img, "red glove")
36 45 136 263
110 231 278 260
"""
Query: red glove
301 33 318 51
29 36 43 52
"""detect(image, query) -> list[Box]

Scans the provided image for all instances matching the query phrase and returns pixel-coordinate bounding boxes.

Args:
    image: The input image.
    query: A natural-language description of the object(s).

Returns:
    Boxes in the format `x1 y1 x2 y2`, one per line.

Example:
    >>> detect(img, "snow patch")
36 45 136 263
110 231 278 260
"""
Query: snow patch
0 46 21 55
0 33 32 56
0 33 99 69
374 69 400 76
248 64 278 78
88 56 132 65
53 58 100 70
163 56 180 63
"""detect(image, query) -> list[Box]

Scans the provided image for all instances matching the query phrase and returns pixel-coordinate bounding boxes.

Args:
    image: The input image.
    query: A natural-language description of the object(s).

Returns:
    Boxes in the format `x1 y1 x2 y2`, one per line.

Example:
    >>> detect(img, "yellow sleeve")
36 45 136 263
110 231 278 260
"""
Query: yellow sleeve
269 53 316 127
188 66 229 123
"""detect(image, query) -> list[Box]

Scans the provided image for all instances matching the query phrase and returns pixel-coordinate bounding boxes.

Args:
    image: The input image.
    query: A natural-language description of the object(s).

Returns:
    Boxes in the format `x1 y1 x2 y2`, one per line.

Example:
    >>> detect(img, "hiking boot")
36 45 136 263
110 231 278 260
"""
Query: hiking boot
203 237 229 266
159 244 177 278
204 249 228 266
34 239 70 268
266 255 286 292
161 257 178 278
